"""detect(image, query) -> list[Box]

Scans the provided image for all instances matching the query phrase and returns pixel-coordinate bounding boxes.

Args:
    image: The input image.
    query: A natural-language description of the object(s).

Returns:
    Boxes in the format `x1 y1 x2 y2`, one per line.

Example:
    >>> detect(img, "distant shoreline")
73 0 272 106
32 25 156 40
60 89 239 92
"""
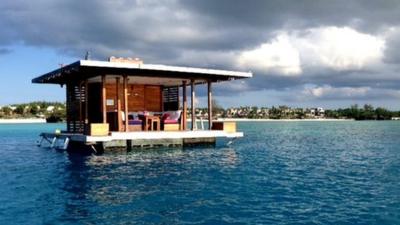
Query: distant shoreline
1 117 395 124
215 118 354 122
0 118 46 124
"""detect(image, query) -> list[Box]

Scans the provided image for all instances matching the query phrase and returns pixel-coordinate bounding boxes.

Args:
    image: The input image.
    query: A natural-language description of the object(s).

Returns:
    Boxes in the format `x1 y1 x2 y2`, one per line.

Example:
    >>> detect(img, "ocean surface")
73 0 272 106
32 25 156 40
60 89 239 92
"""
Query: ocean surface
0 121 399 224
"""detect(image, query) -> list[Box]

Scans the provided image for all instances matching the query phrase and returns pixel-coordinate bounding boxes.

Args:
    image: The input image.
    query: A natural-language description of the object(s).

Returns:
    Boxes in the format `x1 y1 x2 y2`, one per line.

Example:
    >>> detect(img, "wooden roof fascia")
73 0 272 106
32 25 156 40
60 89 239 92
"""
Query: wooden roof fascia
32 60 252 84
79 60 252 78
31 61 81 84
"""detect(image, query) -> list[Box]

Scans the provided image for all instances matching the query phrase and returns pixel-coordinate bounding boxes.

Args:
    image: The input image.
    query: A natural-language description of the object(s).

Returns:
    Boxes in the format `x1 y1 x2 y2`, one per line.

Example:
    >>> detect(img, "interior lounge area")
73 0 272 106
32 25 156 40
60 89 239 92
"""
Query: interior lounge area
74 74 205 134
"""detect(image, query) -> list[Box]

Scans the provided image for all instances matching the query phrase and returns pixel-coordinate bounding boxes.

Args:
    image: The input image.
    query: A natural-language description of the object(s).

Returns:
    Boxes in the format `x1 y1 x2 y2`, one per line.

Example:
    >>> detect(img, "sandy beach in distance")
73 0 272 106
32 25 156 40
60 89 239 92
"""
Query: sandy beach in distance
215 118 354 122
0 118 46 124
0 118 353 124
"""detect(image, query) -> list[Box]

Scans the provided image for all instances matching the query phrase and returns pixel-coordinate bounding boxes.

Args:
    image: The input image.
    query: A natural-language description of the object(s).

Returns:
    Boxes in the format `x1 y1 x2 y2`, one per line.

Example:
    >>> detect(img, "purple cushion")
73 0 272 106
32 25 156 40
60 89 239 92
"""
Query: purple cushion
161 113 170 121
164 119 178 124
129 120 142 125
163 110 180 120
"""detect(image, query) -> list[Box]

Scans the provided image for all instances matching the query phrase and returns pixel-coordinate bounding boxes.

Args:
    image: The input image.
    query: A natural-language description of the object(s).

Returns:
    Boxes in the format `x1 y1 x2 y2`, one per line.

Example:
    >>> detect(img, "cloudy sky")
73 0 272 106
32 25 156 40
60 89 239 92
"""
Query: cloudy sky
1 0 400 109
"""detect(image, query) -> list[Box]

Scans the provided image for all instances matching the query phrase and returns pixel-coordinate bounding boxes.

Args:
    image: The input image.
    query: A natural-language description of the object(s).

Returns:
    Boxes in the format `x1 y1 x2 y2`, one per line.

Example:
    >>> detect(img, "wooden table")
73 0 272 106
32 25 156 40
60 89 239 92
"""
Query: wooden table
144 115 160 131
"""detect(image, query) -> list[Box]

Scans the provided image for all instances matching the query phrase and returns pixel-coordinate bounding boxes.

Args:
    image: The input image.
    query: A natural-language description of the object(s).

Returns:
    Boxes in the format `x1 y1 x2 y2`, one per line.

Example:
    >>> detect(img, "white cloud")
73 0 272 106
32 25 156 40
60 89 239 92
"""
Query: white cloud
298 27 385 70
238 26 385 75
237 34 302 76
303 85 371 99
300 84 400 100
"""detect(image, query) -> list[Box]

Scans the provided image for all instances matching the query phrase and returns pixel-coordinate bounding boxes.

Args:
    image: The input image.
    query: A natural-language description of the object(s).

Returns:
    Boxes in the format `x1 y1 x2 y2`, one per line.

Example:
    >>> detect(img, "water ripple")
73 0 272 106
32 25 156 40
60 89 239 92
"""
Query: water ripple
0 122 399 224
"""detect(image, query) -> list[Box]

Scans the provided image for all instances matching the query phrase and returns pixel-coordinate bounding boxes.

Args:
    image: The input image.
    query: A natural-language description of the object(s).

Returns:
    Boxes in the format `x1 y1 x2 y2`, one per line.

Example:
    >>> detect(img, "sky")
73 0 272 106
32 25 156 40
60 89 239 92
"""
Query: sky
1 0 400 109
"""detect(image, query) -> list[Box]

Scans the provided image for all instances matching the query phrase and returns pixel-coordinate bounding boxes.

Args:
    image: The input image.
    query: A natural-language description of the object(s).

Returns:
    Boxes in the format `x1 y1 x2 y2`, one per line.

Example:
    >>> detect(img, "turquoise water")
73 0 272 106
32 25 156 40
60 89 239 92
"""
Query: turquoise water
0 122 399 224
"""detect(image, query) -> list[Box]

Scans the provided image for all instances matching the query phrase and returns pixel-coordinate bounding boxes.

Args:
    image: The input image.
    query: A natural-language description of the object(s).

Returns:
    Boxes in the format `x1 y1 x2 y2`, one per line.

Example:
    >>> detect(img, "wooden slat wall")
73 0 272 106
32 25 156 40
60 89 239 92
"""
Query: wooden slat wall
67 81 163 133
105 83 122 112
104 83 162 112
66 83 86 133
128 84 145 111
145 85 162 112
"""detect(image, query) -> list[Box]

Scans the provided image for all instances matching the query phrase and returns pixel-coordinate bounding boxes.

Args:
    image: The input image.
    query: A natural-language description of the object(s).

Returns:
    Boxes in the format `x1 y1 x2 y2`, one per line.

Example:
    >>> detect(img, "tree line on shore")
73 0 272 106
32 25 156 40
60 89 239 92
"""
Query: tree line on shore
200 103 400 120
1 102 399 121
0 101 66 121
324 104 397 120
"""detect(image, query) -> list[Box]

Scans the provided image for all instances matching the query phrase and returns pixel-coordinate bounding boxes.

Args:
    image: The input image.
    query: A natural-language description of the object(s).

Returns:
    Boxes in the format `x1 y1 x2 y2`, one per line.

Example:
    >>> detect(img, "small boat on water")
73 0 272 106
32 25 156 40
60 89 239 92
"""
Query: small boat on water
45 115 63 123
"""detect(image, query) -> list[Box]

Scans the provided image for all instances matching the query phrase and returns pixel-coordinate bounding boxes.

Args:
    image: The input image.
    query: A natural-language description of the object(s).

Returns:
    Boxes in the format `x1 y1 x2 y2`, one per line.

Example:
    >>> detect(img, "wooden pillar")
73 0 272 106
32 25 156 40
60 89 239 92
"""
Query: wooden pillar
160 86 164 112
191 79 195 130
79 82 83 132
66 85 70 132
182 81 187 130
116 77 121 131
102 75 107 123
84 79 89 128
123 75 129 132
207 80 212 130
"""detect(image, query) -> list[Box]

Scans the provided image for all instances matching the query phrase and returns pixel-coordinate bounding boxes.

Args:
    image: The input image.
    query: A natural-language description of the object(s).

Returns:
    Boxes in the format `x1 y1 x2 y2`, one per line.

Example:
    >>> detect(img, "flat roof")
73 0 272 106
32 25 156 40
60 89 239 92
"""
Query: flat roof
32 60 252 84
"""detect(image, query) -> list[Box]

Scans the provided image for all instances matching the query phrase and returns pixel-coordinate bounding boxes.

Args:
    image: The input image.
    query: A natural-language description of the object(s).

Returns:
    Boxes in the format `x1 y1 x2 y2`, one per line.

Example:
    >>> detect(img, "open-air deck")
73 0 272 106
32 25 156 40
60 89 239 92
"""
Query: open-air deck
33 57 252 151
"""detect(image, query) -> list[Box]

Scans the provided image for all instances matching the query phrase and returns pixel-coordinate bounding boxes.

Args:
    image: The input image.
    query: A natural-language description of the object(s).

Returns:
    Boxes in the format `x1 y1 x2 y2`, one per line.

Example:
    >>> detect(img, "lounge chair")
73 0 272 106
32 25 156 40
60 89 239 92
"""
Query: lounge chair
125 112 144 131
161 110 182 131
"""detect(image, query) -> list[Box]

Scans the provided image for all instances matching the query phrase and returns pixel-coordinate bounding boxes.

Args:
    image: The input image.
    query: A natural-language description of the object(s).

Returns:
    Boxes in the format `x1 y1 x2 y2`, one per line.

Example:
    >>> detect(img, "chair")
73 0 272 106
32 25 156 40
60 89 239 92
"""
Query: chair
161 110 182 131
124 112 144 131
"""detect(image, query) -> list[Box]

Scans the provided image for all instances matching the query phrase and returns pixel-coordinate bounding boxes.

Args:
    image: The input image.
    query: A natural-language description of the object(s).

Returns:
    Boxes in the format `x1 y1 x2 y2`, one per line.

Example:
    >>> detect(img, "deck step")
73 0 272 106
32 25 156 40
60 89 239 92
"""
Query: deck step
38 134 70 150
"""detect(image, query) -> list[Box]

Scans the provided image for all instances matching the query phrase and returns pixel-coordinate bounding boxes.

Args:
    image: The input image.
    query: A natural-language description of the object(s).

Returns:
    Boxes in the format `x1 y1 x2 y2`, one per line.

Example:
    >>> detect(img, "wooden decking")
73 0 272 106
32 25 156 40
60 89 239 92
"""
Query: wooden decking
41 130 242 142
39 130 243 151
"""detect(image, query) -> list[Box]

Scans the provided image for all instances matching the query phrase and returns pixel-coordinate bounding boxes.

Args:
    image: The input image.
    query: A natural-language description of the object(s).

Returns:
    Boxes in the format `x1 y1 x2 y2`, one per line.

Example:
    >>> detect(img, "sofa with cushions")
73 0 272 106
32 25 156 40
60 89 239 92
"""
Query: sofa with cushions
123 110 182 131
161 110 182 131
127 112 144 131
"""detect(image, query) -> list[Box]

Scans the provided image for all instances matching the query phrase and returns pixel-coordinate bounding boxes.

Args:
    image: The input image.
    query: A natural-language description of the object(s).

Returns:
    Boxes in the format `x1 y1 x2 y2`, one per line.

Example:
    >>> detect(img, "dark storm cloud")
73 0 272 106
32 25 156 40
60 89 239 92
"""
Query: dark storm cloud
1 0 400 103
2 0 395 58
384 30 400 64
182 0 400 33
0 0 194 60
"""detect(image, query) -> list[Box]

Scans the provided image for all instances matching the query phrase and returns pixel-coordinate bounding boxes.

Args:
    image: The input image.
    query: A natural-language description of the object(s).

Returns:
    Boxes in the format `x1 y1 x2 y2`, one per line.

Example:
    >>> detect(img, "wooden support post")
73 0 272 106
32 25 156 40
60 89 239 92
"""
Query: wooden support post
116 77 121 131
207 80 212 130
182 81 187 131
191 79 195 130
160 86 164 112
66 85 70 132
79 82 83 132
102 75 107 123
123 75 129 132
84 79 89 125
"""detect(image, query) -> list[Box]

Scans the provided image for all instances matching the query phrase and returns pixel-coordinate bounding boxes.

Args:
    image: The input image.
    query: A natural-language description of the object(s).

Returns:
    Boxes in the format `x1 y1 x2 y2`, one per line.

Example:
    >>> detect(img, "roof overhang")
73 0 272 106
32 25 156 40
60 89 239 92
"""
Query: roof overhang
32 60 252 85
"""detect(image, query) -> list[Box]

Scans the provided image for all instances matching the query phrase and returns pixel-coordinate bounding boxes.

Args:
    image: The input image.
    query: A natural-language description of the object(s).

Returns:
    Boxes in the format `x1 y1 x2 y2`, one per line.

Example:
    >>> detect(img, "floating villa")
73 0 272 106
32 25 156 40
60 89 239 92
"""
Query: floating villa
33 57 252 152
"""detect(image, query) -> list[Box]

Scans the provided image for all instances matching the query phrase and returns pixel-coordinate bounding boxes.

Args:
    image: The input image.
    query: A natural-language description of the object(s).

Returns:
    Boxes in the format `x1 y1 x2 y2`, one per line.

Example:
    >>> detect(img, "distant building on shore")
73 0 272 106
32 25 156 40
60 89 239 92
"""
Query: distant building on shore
309 107 325 118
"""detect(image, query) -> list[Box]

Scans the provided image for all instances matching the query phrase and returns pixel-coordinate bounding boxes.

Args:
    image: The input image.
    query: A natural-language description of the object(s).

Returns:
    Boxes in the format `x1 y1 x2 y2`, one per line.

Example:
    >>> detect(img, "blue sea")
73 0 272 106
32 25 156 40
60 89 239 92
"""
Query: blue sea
0 121 399 224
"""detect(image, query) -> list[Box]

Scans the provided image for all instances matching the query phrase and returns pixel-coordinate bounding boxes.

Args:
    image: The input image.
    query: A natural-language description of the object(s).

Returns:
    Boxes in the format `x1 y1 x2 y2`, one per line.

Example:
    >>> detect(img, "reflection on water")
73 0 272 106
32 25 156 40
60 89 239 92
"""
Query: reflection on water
61 154 92 221
85 147 239 168
220 148 239 167
58 147 241 223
